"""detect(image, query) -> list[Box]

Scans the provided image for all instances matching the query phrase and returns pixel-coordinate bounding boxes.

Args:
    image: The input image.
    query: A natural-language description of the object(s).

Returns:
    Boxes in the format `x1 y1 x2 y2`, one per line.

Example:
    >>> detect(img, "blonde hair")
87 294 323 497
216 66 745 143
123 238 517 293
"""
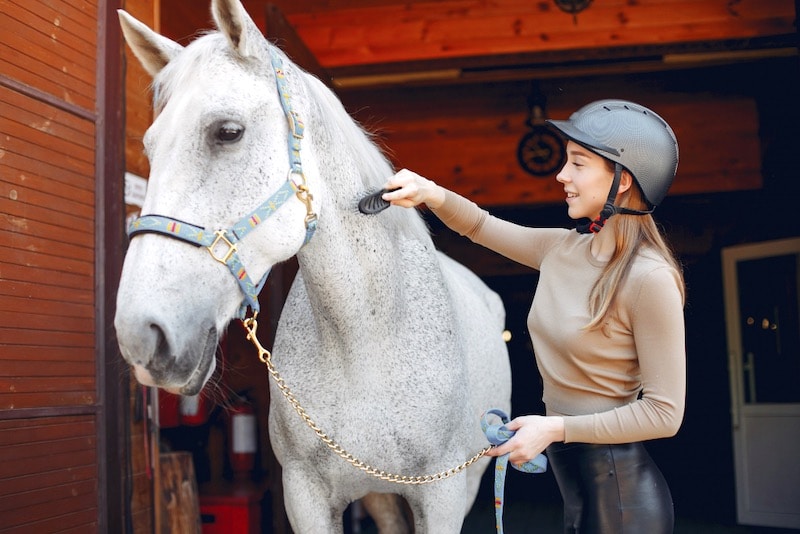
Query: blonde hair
586 170 685 333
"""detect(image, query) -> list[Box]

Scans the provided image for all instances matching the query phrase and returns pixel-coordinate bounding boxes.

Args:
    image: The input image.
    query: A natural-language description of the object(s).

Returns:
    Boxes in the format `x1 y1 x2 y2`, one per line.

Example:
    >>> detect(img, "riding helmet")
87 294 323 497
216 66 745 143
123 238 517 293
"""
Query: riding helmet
547 99 679 208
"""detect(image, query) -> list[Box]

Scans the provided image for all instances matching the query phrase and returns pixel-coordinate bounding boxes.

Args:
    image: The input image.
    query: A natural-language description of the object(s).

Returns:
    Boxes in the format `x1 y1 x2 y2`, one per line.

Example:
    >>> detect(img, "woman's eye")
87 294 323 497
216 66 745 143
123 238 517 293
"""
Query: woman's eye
216 123 244 144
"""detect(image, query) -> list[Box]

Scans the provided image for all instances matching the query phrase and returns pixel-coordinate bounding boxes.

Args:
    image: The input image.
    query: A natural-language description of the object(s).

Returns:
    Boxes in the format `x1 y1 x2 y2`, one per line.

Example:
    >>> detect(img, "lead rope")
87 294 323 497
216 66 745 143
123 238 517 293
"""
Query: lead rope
481 409 548 534
242 314 548 531
241 312 491 484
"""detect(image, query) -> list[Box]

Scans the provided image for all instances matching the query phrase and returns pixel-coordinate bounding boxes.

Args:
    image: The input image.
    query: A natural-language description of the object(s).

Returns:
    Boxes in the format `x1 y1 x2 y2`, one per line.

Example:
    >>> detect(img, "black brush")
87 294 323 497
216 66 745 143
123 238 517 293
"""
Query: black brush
358 188 399 214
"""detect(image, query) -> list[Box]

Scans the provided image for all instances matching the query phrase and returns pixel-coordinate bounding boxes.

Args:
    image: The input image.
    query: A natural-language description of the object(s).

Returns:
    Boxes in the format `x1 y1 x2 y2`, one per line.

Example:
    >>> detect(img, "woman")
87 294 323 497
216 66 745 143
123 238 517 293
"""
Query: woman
383 99 686 533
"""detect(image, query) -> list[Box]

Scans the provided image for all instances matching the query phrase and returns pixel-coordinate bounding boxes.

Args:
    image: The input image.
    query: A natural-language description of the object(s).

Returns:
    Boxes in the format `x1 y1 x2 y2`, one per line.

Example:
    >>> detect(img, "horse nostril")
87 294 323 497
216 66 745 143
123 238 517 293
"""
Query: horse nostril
148 322 171 368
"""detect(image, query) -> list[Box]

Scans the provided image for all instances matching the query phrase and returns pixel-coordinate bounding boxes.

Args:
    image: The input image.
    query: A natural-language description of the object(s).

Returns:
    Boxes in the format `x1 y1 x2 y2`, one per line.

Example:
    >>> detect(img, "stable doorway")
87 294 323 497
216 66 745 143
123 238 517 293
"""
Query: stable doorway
722 237 800 529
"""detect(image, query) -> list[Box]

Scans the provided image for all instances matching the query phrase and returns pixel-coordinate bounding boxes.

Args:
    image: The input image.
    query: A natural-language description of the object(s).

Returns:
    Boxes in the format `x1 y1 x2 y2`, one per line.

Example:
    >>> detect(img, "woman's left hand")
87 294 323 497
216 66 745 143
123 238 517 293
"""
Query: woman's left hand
485 415 565 466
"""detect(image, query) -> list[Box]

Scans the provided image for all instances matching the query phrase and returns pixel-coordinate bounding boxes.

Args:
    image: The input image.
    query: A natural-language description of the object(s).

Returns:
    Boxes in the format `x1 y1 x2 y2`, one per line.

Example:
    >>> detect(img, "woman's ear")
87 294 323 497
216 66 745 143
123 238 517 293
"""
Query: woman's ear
617 169 633 195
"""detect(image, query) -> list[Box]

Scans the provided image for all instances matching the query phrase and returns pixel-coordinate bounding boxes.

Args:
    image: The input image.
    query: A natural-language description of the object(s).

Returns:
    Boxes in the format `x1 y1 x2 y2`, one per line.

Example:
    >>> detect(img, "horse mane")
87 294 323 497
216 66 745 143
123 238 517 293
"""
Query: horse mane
297 60 430 241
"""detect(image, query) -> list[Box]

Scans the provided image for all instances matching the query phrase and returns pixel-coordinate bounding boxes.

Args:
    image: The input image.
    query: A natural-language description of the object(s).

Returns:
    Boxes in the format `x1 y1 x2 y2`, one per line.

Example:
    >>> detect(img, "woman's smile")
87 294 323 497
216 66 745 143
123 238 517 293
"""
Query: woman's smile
556 141 615 220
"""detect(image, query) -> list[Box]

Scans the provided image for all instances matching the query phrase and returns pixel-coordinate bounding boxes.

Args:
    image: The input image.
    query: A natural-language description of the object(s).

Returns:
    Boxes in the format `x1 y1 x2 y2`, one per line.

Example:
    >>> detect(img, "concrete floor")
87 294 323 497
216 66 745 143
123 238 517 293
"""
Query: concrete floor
355 501 799 534
351 471 800 534
459 498 778 534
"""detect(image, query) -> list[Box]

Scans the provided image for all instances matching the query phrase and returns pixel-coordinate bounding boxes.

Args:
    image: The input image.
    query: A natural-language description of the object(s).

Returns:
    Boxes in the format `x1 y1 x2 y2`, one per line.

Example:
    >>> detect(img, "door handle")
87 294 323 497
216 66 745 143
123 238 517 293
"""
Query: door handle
729 350 741 429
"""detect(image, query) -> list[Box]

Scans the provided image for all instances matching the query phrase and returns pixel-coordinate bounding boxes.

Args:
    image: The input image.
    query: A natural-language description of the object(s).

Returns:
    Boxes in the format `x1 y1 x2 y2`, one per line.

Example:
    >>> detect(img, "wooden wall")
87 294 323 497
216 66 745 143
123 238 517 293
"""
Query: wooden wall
121 0 159 532
341 74 762 209
0 0 100 531
279 0 796 69
1 0 129 531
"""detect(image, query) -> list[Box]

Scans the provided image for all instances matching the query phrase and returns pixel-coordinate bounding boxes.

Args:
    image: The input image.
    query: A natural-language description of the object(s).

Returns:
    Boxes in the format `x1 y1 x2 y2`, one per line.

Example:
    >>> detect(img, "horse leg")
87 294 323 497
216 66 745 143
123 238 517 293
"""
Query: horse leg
361 492 413 534
404 483 466 534
281 464 345 533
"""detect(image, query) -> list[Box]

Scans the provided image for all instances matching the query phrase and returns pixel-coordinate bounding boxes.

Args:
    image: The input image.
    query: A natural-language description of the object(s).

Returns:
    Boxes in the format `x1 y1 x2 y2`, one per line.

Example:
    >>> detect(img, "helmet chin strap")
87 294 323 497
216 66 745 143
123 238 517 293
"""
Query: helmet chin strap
576 163 653 234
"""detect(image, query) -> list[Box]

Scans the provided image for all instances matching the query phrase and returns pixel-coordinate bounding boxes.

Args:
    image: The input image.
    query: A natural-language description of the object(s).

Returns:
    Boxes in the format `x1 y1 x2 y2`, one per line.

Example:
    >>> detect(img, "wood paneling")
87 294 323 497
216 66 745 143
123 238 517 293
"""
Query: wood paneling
0 86 96 411
282 0 795 68
344 75 762 208
128 379 155 534
0 415 98 531
0 0 97 111
0 0 104 531
153 0 799 77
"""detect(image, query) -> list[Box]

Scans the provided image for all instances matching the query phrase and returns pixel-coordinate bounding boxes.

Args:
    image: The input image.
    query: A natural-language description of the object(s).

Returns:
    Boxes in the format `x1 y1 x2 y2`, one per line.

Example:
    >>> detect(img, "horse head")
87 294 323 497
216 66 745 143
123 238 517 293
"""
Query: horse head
115 0 320 394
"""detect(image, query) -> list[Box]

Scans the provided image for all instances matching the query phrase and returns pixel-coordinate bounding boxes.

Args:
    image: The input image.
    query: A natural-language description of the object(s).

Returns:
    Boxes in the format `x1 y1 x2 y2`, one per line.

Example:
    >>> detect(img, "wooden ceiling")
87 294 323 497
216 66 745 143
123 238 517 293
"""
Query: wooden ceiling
159 0 798 90
147 1 798 213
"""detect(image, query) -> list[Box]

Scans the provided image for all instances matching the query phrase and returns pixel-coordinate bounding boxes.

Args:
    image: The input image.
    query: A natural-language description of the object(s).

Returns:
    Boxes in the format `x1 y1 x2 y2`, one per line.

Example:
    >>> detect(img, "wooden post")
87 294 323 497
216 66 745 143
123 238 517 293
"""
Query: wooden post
160 451 202 534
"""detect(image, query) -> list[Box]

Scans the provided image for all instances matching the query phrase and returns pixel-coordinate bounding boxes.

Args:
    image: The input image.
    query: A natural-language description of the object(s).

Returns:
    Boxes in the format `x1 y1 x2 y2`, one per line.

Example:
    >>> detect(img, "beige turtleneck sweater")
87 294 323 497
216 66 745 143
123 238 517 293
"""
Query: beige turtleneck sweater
432 190 686 444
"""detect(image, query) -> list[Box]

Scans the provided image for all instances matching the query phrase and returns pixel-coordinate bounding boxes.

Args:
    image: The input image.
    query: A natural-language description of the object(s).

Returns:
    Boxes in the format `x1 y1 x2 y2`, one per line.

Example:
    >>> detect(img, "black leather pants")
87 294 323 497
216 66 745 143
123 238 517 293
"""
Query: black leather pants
546 442 674 534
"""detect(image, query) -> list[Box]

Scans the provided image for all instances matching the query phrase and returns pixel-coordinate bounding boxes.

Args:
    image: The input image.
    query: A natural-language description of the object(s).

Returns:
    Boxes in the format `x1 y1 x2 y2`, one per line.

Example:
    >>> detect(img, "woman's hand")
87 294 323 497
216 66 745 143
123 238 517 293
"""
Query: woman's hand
383 168 446 210
485 415 565 467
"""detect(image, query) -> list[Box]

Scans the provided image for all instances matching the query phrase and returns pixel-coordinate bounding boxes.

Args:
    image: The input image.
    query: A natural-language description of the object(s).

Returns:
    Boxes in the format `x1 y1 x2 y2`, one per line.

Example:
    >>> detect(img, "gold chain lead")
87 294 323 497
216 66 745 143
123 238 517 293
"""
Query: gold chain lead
241 314 491 485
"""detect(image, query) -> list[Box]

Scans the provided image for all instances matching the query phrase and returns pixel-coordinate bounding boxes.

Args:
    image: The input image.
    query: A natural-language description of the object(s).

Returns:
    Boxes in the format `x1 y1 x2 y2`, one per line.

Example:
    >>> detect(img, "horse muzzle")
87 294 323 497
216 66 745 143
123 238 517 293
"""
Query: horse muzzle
116 314 218 395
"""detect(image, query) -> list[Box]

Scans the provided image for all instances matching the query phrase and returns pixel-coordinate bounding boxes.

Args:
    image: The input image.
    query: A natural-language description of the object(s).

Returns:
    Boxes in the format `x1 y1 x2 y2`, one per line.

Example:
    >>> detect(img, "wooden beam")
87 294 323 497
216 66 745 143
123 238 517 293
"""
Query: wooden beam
333 46 799 89
263 3 332 87
283 0 797 69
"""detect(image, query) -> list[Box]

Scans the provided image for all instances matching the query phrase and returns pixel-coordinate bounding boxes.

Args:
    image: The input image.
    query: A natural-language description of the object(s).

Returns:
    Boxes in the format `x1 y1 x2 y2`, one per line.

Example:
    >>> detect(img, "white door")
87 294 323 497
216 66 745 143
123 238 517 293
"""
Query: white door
722 237 800 529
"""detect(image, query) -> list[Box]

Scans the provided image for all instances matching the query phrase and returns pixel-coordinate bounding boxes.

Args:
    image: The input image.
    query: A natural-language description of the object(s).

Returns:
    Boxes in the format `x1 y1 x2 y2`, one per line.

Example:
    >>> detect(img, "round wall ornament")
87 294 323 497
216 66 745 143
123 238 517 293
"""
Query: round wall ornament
517 125 566 177
554 0 593 14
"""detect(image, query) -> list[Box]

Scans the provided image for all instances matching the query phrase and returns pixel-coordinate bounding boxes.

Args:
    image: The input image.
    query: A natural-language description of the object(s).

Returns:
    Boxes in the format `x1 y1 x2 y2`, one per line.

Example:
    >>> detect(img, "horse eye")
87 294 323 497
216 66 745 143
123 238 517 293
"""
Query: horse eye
216 123 244 144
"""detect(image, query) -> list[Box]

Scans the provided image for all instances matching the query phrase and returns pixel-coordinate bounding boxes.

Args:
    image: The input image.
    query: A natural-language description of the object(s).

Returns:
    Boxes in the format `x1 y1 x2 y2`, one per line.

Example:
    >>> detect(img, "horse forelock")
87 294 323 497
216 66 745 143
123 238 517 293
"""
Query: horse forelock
151 31 265 114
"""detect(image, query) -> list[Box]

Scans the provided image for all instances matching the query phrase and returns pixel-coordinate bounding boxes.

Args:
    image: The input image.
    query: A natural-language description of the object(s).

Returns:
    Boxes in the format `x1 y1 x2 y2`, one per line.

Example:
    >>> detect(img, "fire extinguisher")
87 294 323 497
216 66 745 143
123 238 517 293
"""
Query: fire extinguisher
227 396 257 478
180 393 210 426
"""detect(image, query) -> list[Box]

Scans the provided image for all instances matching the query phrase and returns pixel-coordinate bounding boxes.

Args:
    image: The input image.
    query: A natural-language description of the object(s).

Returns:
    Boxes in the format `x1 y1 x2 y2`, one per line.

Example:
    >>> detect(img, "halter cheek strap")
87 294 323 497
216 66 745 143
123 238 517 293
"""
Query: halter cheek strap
127 48 317 319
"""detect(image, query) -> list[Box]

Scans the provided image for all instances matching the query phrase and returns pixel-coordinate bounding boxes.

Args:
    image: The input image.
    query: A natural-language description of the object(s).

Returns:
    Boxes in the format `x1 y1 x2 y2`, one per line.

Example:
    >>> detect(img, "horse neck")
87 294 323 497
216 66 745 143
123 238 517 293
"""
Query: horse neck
290 78 434 341
297 209 415 334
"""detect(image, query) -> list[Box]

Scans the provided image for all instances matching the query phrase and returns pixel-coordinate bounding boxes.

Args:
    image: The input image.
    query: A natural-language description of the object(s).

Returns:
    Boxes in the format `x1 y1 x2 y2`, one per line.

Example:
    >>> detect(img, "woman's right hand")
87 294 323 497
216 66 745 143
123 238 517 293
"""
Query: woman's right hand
383 168 446 210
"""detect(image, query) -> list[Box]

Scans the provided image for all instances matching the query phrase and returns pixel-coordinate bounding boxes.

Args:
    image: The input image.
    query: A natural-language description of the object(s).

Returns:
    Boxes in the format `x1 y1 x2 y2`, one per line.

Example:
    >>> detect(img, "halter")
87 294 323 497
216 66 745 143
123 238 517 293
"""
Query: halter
127 48 317 319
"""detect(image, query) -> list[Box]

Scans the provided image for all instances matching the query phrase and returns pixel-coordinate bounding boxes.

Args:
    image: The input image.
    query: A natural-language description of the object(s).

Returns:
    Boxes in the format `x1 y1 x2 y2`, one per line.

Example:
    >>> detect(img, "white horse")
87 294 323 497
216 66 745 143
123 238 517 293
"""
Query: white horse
115 0 511 531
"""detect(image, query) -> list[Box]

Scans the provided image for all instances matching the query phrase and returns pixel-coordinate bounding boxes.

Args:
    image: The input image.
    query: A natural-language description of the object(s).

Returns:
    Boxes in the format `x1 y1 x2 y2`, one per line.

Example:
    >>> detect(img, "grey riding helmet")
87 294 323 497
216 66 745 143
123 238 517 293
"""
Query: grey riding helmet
547 99 679 208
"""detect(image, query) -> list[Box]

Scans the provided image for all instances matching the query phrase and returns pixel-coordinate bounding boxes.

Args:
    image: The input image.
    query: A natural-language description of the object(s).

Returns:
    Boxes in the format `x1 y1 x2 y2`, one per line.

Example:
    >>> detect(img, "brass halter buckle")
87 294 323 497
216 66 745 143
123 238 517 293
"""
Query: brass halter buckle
206 230 238 265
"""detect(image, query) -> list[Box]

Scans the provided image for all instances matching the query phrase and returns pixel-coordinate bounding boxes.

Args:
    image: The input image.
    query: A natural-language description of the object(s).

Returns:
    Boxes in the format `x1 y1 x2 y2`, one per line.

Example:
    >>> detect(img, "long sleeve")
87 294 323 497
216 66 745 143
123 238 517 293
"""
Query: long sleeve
432 188 686 444
560 265 686 443
431 189 568 270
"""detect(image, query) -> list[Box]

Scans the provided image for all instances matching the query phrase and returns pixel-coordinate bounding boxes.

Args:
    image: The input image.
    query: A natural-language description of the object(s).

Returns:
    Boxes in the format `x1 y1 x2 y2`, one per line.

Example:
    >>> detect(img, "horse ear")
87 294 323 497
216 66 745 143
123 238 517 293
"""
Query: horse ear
118 10 183 77
211 0 262 58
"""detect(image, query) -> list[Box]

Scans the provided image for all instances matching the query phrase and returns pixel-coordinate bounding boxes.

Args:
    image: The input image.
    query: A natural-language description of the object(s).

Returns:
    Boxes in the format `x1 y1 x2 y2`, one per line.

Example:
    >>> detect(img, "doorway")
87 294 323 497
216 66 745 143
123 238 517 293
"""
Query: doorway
722 237 800 529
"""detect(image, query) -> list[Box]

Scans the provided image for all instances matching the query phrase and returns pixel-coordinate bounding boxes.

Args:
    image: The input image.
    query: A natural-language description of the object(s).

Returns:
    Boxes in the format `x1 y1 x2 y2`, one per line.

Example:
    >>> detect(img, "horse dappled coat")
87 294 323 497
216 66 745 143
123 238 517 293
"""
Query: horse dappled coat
115 1 512 531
